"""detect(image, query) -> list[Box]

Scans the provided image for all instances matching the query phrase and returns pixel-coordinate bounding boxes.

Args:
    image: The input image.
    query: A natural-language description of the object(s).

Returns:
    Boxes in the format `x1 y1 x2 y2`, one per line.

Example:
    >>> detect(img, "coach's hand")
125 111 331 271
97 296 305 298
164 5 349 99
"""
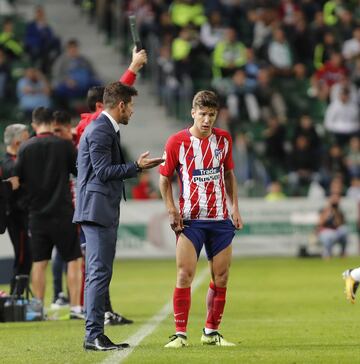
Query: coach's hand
137 151 164 170
7 176 20 191
168 208 184 234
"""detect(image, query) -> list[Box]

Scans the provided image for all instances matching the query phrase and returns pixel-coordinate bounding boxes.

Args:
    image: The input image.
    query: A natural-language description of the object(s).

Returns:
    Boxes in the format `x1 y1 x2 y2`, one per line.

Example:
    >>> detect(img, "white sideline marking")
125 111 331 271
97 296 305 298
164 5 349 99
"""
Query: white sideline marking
101 267 209 364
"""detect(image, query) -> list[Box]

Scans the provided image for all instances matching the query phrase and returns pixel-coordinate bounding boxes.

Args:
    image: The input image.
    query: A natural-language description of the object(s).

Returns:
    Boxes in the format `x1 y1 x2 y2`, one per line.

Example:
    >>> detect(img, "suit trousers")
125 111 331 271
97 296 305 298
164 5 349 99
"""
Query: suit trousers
81 222 118 341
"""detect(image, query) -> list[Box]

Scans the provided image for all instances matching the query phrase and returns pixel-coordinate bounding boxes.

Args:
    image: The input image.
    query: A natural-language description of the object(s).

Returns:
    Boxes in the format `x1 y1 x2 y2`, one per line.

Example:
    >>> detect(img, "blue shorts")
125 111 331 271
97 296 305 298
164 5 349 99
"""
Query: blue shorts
181 219 236 260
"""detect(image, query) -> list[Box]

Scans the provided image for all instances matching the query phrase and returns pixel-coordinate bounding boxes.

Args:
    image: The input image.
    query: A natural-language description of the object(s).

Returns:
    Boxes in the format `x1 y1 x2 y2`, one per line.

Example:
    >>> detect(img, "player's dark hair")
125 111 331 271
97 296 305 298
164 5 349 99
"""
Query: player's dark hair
192 90 219 110
52 110 71 125
103 82 138 109
87 86 105 112
32 107 53 125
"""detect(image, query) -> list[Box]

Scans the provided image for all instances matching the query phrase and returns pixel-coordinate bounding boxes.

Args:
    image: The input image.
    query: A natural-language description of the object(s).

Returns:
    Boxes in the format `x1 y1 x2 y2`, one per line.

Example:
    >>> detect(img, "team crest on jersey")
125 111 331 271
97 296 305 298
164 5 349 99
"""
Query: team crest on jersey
214 148 223 160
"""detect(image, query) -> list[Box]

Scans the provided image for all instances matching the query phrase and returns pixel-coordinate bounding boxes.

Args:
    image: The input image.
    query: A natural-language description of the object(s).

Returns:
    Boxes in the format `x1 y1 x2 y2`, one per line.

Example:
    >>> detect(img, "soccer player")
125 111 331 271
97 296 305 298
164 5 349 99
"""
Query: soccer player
343 268 360 303
159 90 243 348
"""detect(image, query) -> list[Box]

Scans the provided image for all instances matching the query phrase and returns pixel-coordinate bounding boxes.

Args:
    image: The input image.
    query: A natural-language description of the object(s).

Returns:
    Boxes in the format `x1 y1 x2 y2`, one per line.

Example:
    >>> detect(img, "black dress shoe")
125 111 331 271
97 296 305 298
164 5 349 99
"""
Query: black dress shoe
83 334 130 351
104 311 134 325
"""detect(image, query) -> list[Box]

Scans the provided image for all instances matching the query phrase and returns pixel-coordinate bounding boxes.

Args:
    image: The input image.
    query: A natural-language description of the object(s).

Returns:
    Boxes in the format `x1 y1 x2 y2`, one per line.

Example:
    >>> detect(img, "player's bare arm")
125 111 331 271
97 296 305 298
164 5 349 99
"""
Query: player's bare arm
224 169 243 230
137 151 164 169
128 47 147 74
159 174 184 233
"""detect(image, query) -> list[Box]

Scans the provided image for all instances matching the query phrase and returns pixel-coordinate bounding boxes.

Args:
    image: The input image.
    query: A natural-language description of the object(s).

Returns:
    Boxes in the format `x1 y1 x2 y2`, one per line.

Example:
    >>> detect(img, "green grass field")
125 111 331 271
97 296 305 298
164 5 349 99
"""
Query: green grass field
1 256 360 364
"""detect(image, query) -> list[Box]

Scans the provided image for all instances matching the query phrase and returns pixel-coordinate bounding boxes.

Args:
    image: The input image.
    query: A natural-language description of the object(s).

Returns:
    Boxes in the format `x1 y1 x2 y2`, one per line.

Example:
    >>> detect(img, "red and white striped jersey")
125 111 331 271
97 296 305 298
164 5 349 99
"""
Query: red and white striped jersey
159 127 234 220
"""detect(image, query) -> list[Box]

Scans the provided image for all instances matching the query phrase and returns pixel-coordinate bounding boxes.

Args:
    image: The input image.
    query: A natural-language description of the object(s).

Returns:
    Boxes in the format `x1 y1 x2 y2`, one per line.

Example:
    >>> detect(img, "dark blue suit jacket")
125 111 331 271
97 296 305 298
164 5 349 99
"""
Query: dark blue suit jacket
73 113 137 227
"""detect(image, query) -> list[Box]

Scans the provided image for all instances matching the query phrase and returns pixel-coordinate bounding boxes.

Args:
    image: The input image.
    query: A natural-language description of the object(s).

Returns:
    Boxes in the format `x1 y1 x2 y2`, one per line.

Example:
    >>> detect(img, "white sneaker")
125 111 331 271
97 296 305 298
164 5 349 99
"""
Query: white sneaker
201 330 235 346
164 334 188 348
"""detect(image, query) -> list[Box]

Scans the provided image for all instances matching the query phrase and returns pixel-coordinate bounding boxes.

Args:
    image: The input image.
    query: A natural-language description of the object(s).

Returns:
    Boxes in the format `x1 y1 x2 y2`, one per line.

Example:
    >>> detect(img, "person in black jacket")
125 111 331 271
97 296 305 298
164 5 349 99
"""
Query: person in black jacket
0 176 19 233
2 123 31 295
15 107 82 319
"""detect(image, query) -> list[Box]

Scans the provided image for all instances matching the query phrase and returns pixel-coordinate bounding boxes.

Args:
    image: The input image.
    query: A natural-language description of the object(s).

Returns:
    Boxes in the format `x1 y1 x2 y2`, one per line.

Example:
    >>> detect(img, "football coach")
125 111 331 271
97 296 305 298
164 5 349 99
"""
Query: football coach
74 81 163 351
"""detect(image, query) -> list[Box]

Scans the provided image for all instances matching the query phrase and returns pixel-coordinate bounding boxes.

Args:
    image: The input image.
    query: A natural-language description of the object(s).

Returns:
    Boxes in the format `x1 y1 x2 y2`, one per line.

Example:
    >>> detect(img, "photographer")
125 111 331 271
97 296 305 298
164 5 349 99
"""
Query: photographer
317 193 348 259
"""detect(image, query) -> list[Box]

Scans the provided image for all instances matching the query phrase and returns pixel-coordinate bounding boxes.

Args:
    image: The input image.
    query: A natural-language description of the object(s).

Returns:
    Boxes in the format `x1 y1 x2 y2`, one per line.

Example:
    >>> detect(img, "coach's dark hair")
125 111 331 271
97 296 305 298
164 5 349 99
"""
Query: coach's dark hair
103 82 138 109
87 86 105 112
32 107 53 125
192 90 219 110
53 110 71 125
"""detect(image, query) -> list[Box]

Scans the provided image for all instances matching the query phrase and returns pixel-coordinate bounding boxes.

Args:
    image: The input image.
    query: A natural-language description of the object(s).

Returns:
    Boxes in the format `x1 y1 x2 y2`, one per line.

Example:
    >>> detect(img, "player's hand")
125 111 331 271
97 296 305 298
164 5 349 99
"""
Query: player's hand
129 48 147 73
137 151 164 170
232 209 243 230
169 209 184 234
7 176 19 191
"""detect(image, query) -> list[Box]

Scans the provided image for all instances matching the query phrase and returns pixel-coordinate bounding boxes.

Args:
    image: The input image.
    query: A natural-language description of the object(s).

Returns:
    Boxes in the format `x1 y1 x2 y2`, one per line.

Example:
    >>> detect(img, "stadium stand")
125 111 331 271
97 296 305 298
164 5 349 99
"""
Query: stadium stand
1 0 360 198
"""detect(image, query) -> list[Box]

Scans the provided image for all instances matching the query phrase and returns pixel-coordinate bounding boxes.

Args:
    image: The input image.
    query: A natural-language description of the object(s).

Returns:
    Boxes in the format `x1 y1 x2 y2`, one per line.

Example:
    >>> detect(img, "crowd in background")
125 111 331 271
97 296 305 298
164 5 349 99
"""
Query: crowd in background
108 0 360 199
1 0 360 199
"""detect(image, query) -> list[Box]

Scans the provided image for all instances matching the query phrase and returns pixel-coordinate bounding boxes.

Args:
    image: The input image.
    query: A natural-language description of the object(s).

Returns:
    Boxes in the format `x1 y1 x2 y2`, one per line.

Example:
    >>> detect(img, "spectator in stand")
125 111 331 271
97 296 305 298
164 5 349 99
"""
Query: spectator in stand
52 38 101 109
292 13 314 67
278 0 300 34
212 27 247 79
222 69 259 123
254 68 287 123
265 181 287 201
132 170 158 200
199 10 224 53
0 17 23 60
336 8 356 43
252 7 276 56
312 51 347 100
300 0 321 23
0 48 12 102
286 63 312 117
309 10 328 46
330 73 357 103
292 115 321 156
323 0 345 27
317 192 348 259
24 5 61 75
267 27 293 77
238 8 257 48
345 136 360 178
232 132 268 191
342 26 360 67
287 135 320 196
321 144 349 191
2 124 31 295
324 86 359 146
171 26 194 82
169 0 207 29
16 67 51 120
263 116 287 180
313 31 340 70
346 177 360 200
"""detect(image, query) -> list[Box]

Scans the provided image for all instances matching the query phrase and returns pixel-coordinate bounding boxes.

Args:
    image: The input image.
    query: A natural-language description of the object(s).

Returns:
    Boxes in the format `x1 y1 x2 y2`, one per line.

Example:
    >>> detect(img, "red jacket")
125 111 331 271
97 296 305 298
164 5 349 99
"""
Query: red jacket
74 69 137 146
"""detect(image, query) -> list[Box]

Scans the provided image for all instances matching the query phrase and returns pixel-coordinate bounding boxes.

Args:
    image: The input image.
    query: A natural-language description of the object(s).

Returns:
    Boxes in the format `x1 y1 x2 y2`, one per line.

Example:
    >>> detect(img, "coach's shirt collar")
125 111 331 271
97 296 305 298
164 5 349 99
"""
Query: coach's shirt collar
102 111 119 134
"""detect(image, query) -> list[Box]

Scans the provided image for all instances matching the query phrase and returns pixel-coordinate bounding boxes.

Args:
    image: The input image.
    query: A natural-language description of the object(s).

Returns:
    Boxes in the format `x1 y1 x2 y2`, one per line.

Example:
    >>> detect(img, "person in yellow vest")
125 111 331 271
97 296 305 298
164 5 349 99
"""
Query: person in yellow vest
212 27 247 79
170 0 207 28
265 181 287 202
0 17 23 60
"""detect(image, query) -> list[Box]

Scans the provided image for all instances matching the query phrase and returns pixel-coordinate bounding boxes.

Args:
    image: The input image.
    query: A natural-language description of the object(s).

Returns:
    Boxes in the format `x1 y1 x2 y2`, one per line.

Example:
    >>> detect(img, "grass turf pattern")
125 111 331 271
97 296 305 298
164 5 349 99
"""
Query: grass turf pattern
1 257 360 363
